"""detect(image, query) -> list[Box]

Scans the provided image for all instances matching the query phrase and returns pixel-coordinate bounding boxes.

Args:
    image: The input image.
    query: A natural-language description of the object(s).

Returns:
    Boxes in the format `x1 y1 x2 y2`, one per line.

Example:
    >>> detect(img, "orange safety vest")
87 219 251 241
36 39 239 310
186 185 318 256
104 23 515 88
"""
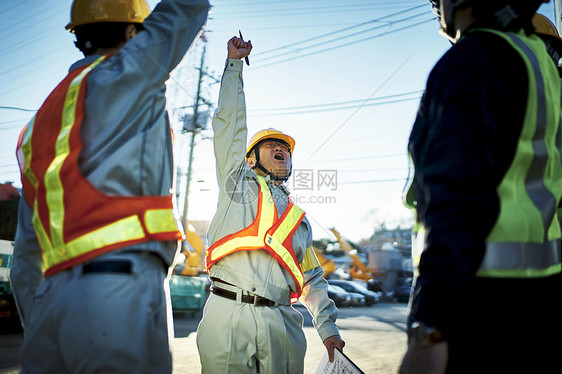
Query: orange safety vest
206 175 306 302
16 55 184 277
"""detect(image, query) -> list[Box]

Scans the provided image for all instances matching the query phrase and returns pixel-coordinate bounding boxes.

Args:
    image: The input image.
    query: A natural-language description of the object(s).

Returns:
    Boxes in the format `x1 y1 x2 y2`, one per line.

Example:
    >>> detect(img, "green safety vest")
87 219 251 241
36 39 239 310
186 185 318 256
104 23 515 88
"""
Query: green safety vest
478 29 562 278
404 29 562 279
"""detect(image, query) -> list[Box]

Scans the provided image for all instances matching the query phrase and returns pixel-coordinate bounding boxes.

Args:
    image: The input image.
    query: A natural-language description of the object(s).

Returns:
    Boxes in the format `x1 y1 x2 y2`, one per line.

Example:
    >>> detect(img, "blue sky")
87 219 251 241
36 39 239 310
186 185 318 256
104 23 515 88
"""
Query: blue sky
0 0 556 242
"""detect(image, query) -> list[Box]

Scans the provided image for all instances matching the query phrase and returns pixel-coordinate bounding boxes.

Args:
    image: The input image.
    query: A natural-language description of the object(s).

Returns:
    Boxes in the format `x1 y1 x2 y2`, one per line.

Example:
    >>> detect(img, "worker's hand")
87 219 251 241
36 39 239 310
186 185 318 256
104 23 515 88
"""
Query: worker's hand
227 36 252 60
399 341 448 374
323 335 345 362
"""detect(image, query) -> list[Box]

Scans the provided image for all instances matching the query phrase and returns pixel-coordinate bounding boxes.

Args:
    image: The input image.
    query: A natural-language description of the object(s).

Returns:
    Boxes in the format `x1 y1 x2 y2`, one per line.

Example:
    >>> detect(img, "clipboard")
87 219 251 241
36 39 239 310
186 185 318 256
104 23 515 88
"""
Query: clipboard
314 348 365 374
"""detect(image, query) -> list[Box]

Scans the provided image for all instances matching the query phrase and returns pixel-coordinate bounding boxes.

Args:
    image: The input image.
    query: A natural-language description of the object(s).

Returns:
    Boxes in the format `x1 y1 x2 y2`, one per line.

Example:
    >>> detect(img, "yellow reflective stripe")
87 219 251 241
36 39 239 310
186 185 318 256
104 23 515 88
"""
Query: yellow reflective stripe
145 209 182 235
44 56 106 251
265 204 305 286
45 58 102 249
301 246 320 273
210 236 264 261
270 204 303 244
42 215 145 269
32 200 54 272
210 176 276 261
65 215 145 254
21 116 38 188
255 176 276 228
37 56 104 265
266 231 304 288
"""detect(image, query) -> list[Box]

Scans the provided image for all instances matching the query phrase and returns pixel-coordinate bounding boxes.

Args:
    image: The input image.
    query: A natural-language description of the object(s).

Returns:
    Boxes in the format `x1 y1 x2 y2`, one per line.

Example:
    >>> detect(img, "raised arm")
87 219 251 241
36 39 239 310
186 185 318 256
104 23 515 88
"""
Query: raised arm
118 0 210 85
212 37 253 183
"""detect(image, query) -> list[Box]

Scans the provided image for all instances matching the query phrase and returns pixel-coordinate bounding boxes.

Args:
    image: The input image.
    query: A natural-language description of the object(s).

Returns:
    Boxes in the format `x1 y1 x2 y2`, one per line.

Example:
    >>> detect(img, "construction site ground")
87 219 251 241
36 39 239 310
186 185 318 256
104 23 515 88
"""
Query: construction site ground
0 301 408 374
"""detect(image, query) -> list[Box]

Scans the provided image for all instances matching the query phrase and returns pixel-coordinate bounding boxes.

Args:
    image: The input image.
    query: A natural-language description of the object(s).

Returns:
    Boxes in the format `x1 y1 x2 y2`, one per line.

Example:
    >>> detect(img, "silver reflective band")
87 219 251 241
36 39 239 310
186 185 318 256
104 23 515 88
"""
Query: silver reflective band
479 240 561 277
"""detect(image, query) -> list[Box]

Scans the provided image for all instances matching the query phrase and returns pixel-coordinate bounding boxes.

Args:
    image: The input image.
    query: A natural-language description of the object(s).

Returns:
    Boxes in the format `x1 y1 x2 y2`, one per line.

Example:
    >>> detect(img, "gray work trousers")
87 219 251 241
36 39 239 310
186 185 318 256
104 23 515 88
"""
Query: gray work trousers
18 251 174 374
196 286 307 374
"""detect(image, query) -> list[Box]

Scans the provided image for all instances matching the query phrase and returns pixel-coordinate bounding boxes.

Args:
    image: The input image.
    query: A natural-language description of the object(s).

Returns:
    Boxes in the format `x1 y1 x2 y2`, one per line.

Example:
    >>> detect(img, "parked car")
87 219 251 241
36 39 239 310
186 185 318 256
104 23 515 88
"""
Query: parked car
328 280 380 306
327 284 351 307
348 292 366 306
393 278 413 302
367 278 384 293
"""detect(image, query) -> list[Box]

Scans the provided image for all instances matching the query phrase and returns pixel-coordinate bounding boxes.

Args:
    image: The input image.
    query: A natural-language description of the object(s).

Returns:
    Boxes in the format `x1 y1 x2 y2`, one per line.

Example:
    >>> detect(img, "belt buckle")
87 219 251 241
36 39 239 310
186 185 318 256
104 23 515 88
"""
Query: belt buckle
253 294 259 306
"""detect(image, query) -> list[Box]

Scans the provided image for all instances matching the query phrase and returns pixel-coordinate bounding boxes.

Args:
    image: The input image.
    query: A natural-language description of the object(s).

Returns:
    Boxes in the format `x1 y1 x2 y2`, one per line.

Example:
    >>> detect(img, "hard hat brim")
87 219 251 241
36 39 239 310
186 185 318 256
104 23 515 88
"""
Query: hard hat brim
246 130 295 158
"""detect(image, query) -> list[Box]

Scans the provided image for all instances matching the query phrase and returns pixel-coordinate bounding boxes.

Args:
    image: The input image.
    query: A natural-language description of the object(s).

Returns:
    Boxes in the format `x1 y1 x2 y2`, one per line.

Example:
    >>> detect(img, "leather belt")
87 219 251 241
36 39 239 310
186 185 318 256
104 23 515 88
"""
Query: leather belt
82 260 132 274
212 286 276 307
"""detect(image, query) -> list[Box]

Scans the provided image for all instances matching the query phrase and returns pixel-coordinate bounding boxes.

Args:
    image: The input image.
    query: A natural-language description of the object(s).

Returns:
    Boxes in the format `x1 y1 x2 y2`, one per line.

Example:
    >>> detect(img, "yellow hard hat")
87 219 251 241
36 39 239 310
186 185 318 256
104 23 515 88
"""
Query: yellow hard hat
245 128 295 159
533 13 562 43
66 0 151 32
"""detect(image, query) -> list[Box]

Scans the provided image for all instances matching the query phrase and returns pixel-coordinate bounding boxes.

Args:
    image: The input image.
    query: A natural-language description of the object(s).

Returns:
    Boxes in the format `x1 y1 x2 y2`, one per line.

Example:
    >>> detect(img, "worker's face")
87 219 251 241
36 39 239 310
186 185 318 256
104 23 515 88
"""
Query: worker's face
250 140 292 179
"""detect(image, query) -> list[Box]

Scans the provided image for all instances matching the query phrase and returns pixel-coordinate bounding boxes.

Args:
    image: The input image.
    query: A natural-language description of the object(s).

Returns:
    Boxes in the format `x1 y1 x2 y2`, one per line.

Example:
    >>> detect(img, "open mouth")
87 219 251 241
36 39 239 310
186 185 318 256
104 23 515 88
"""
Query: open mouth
274 152 285 161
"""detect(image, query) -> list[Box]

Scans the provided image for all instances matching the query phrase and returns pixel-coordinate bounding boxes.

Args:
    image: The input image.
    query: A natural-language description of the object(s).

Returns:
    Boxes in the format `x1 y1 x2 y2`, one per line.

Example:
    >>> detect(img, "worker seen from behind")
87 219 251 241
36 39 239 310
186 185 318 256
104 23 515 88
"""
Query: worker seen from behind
11 0 209 372
399 0 562 373
196 36 345 373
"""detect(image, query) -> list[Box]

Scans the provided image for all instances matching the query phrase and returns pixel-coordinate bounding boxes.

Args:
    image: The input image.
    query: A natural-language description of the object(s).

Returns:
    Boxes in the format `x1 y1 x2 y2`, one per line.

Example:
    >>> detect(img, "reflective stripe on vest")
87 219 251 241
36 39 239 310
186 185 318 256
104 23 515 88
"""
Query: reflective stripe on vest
16 55 184 276
206 175 306 301
477 30 562 278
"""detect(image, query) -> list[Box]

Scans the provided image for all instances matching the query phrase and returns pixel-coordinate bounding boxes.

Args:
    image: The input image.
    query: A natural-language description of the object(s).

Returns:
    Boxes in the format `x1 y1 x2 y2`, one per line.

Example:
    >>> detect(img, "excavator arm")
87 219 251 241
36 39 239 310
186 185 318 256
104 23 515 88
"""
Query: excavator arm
329 227 375 281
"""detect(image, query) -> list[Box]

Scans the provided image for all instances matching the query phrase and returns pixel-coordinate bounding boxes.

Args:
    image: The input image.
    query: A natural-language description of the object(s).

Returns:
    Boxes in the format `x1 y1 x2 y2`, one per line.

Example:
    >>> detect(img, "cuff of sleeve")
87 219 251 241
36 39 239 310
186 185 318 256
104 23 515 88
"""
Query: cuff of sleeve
317 322 341 342
225 58 243 72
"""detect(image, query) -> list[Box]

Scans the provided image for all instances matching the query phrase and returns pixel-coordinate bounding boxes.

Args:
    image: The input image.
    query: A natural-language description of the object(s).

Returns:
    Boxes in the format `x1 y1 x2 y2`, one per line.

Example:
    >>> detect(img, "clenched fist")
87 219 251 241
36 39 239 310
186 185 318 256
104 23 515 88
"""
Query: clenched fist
227 36 252 60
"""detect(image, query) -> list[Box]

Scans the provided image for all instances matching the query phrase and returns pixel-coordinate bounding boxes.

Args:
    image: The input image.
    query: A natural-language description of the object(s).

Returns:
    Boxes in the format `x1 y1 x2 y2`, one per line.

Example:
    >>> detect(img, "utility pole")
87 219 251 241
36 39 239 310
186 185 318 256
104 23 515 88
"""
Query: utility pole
181 44 207 230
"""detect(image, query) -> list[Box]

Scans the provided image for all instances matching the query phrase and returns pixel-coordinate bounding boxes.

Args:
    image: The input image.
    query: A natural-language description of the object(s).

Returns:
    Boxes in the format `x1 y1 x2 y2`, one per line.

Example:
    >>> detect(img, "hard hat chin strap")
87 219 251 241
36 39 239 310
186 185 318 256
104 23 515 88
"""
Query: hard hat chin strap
253 144 292 182
253 162 292 182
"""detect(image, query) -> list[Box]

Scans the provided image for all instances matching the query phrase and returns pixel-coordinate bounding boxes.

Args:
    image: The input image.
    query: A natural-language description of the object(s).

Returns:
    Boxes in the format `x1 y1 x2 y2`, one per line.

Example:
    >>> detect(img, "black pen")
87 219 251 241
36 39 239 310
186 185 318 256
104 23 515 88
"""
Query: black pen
239 30 250 66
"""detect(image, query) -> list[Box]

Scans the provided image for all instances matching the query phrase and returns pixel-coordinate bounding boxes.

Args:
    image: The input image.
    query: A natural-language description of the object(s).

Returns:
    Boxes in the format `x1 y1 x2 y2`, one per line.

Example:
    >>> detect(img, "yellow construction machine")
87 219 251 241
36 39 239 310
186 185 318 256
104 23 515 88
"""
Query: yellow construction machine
179 222 206 276
169 221 207 314
312 246 336 277
329 227 375 281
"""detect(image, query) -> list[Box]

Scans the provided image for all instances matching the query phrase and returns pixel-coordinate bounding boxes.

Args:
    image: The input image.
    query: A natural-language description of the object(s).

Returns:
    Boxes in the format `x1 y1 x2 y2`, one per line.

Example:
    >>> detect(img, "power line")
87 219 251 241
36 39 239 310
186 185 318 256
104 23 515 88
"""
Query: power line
0 106 37 112
255 11 428 63
211 0 420 8
252 90 423 111
339 177 408 185
248 91 423 117
304 54 414 163
0 1 67 44
314 153 407 163
338 166 409 173
249 97 421 117
254 4 426 57
211 3 417 19
254 17 434 68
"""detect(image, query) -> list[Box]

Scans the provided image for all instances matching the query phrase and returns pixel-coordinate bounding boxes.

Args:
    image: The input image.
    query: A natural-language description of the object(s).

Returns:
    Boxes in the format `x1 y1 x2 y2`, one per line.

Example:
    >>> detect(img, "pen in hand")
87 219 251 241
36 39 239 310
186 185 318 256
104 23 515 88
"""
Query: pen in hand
239 30 250 66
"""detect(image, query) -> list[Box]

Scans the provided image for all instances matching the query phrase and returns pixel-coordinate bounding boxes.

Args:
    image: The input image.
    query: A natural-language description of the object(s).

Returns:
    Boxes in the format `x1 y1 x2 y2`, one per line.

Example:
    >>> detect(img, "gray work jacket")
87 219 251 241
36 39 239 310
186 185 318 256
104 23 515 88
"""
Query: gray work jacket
208 58 340 341
12 0 210 324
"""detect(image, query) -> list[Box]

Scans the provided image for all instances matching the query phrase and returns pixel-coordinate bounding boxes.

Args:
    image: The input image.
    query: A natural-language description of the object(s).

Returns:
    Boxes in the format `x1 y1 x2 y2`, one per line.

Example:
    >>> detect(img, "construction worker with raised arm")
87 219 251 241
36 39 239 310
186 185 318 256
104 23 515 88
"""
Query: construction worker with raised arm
399 1 562 373
196 36 345 374
10 0 209 372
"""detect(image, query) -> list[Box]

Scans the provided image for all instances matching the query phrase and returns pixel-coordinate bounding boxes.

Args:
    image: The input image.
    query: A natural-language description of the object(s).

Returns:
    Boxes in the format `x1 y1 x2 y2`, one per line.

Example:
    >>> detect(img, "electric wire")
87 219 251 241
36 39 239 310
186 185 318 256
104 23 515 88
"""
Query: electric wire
254 18 434 68
248 91 423 117
254 4 426 57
